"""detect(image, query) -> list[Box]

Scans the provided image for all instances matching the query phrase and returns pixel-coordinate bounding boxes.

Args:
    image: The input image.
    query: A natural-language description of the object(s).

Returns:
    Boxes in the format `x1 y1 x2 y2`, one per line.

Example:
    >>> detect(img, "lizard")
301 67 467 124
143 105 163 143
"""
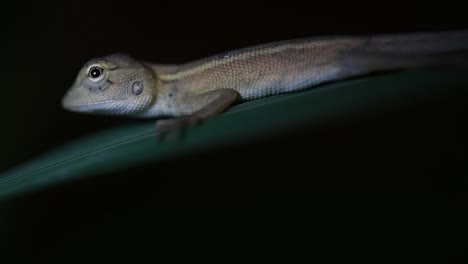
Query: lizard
62 30 468 139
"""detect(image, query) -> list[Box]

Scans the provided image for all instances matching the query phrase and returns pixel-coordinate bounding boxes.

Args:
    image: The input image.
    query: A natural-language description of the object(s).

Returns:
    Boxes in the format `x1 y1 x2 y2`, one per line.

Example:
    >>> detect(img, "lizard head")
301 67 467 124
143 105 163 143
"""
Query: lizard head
62 53 156 116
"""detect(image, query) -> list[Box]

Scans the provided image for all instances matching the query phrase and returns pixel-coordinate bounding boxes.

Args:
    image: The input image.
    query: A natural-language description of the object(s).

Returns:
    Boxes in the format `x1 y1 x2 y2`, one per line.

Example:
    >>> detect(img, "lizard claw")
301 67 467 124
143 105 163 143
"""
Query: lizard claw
155 115 202 141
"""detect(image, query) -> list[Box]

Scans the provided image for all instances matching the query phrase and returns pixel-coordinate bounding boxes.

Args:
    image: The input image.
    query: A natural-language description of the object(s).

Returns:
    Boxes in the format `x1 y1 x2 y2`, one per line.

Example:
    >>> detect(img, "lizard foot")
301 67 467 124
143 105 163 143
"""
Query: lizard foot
155 115 202 141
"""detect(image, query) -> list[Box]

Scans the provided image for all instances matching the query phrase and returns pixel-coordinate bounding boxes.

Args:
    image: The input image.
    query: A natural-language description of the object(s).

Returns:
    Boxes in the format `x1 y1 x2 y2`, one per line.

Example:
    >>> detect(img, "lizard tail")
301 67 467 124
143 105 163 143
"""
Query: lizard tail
340 29 468 74
364 29 468 55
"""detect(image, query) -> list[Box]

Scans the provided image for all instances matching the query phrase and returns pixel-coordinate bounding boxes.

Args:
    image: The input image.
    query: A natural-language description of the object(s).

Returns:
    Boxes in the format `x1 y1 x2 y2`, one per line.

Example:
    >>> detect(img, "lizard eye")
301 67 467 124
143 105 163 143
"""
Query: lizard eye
88 66 103 79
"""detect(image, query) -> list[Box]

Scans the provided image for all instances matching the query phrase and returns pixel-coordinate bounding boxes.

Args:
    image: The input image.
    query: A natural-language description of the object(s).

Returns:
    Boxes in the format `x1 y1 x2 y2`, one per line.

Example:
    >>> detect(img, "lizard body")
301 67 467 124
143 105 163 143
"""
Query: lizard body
62 30 468 137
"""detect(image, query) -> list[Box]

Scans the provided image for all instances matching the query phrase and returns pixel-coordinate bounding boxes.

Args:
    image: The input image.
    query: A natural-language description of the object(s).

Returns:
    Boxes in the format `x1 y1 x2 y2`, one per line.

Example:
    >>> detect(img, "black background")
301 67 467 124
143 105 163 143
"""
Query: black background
1 1 467 263
2 1 468 170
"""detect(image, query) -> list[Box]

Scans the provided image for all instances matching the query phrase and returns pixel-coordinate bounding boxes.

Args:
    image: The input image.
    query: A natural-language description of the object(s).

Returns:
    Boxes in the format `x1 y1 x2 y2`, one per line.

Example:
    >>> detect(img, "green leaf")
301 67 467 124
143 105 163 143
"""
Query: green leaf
1 69 467 200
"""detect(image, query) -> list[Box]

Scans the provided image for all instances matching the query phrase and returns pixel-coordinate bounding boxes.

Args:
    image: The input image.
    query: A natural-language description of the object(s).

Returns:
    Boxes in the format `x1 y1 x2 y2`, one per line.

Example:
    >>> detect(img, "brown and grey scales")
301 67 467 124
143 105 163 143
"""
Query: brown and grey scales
163 38 358 101
165 30 468 99
61 30 468 138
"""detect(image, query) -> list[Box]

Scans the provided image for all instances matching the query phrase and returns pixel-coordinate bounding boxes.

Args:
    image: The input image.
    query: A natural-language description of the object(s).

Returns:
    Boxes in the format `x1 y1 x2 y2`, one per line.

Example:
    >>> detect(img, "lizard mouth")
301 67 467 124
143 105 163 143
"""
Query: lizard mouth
62 98 127 113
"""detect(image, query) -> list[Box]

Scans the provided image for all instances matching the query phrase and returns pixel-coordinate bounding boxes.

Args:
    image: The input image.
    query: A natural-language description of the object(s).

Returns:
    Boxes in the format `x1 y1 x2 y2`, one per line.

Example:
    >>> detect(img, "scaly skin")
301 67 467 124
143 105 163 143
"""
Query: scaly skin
62 30 468 138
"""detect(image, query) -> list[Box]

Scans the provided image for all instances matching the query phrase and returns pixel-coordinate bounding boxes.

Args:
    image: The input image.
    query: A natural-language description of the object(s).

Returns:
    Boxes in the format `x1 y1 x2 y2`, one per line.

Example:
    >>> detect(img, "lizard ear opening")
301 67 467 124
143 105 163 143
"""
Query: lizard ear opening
131 81 144 95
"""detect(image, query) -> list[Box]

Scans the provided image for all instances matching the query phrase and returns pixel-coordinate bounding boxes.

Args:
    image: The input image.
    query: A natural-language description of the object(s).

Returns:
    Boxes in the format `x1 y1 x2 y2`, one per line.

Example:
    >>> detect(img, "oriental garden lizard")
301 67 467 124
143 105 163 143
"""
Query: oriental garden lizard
62 30 468 139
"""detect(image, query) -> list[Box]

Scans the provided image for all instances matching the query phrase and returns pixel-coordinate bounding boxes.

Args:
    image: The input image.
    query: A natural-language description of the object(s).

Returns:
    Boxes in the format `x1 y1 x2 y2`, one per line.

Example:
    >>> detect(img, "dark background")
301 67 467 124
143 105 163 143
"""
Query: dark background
2 1 468 170
1 1 467 262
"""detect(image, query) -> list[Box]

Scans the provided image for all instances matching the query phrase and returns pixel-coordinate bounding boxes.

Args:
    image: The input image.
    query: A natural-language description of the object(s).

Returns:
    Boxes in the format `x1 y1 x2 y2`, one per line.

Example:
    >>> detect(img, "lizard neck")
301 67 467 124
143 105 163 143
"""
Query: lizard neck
131 63 181 118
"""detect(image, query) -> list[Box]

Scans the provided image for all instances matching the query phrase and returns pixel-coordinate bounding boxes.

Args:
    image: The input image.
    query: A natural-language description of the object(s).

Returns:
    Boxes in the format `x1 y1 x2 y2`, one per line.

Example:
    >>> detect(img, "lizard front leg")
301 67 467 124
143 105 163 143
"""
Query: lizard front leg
155 88 239 140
